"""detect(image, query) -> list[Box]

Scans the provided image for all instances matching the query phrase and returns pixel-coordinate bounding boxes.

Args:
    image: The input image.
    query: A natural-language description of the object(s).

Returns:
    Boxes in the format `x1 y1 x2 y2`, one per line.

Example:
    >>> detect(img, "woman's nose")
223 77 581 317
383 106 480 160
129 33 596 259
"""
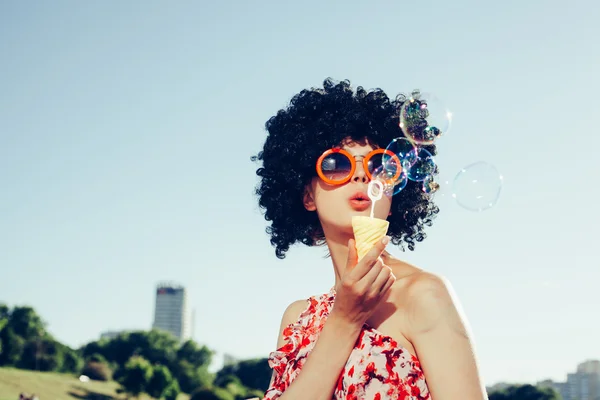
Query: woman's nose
352 163 369 183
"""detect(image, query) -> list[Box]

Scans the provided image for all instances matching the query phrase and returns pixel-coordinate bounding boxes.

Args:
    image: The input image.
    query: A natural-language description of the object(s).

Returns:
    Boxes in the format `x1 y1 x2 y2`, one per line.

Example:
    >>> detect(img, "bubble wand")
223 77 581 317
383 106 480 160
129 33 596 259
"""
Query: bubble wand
351 179 390 261
368 180 384 218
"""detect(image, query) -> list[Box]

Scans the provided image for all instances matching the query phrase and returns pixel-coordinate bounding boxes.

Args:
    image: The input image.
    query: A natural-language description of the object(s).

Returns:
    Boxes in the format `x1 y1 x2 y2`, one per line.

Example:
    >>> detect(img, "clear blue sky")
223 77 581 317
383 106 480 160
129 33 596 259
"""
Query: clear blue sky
1 0 598 387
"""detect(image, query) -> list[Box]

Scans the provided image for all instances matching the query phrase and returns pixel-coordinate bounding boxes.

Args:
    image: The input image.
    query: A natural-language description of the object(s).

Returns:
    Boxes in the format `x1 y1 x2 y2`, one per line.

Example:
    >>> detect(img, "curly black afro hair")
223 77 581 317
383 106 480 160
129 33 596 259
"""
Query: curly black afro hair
252 78 439 259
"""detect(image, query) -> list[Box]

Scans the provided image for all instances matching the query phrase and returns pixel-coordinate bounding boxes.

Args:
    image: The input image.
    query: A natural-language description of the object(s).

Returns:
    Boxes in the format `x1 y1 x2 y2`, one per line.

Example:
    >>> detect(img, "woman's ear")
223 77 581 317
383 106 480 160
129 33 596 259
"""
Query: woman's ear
303 185 317 211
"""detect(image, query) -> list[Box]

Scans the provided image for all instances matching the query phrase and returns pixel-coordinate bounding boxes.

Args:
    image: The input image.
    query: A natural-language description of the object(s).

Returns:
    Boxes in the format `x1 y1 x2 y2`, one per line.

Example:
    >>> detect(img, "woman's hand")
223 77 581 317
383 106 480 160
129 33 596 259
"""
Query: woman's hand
331 236 396 327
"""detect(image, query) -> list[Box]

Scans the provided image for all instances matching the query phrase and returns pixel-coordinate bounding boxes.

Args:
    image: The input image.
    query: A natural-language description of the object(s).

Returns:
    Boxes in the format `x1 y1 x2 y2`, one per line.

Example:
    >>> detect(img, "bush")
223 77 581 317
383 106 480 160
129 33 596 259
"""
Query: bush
215 374 242 387
147 364 178 399
190 387 235 400
175 361 215 393
244 388 265 399
215 358 270 393
87 353 107 364
163 380 181 400
61 348 84 373
81 361 112 381
117 356 153 397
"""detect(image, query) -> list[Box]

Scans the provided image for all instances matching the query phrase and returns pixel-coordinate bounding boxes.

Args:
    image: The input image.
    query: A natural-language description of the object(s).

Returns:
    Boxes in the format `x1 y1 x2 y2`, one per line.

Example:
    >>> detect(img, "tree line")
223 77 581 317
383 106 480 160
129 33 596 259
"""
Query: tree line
0 304 269 400
0 304 563 400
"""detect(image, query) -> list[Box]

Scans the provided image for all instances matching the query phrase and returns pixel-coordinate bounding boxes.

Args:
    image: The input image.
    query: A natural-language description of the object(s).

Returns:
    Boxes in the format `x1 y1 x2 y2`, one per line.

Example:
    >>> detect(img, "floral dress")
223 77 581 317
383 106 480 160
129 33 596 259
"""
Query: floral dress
263 288 430 400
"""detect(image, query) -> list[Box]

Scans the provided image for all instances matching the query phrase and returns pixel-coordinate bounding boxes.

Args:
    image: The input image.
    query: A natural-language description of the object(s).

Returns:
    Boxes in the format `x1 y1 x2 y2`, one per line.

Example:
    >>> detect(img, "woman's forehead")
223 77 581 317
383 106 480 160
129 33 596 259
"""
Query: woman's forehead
339 136 381 152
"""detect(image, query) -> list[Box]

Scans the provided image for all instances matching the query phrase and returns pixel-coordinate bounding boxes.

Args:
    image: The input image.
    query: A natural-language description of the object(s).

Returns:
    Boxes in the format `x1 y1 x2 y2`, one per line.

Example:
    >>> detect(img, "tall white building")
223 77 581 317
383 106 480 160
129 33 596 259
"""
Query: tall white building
152 282 191 342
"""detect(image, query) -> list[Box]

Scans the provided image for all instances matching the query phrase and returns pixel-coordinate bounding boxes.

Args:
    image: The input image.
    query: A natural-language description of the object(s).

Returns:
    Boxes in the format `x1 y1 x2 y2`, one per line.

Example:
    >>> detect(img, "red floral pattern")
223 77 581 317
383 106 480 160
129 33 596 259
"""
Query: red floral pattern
263 288 430 399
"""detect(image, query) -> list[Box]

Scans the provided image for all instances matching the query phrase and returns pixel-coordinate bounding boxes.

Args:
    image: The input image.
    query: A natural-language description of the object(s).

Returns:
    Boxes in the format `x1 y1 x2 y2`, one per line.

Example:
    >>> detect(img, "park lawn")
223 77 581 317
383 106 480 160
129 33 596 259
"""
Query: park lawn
0 367 189 400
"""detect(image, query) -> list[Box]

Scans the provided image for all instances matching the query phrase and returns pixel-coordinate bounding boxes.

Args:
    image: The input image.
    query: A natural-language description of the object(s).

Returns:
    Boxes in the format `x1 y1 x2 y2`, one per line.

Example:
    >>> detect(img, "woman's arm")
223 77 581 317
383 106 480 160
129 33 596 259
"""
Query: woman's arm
264 238 394 400
264 300 363 400
282 310 362 400
265 299 307 389
404 272 488 400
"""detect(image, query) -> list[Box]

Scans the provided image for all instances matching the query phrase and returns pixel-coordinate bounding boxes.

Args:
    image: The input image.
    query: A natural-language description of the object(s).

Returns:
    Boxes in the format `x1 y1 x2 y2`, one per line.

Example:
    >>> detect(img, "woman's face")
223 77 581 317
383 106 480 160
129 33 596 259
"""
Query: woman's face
304 138 393 238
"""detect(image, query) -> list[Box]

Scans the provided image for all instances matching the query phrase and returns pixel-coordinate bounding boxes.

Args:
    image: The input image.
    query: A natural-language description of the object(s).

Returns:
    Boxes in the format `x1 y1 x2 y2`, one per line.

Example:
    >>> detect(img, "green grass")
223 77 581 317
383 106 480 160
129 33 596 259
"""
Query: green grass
0 368 189 400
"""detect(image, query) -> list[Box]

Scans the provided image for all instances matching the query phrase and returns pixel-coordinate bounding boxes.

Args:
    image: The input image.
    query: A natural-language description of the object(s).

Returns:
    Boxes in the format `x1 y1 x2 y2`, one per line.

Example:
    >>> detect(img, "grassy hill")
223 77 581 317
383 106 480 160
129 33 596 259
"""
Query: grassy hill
0 368 189 400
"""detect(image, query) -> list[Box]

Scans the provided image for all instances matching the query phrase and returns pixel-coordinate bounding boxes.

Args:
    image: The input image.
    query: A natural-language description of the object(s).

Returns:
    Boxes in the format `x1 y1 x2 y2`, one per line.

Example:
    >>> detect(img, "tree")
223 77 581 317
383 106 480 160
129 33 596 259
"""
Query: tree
215 373 265 400
141 330 180 366
175 360 215 393
178 340 213 366
162 379 181 400
81 340 107 360
245 388 265 399
81 330 215 394
58 345 84 373
0 304 8 330
82 329 183 371
0 305 44 367
0 304 8 358
173 341 214 393
489 384 561 400
190 387 234 400
18 337 64 371
216 358 271 392
0 304 9 321
117 356 154 397
87 352 108 364
147 364 177 399
0 327 24 366
8 306 45 341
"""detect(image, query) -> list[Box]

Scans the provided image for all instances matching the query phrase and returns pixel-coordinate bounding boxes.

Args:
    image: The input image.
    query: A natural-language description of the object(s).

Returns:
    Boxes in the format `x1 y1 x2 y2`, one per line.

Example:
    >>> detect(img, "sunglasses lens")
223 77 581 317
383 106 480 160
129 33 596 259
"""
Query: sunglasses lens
366 153 384 174
321 153 352 182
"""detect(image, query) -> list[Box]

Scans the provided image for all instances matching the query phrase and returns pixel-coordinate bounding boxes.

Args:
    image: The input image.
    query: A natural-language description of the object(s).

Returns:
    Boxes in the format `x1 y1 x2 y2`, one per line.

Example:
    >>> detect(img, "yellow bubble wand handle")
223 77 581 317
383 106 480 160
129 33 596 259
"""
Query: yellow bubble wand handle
368 180 383 218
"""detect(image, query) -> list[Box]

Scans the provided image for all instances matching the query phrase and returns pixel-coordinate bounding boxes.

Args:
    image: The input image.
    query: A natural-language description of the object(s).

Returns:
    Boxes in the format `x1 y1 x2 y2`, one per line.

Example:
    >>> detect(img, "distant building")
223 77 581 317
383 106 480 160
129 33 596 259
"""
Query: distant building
488 360 600 400
578 360 600 375
152 282 190 342
100 330 125 340
550 360 600 400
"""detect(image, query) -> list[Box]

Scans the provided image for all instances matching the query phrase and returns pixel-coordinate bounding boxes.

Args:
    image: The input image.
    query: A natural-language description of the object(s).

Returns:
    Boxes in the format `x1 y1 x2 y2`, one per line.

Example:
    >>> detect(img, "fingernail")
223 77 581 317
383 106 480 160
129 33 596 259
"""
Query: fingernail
382 236 390 245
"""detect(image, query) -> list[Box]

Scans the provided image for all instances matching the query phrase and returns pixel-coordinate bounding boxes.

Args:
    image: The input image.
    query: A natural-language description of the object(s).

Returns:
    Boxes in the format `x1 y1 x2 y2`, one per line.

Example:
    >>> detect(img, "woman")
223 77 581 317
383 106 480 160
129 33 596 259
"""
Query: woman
252 79 487 400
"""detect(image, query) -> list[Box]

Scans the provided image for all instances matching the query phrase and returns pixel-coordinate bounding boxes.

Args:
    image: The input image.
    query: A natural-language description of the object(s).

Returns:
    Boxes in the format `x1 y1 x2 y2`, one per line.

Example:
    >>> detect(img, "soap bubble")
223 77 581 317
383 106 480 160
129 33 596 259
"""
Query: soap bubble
383 137 418 169
407 148 436 182
371 165 408 196
422 175 440 194
452 161 503 211
399 91 452 145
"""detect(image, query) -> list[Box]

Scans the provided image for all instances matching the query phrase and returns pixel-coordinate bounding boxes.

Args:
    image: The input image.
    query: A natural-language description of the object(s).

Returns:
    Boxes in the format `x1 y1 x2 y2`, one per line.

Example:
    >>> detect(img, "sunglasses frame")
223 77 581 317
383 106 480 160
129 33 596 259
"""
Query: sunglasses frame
316 147 402 185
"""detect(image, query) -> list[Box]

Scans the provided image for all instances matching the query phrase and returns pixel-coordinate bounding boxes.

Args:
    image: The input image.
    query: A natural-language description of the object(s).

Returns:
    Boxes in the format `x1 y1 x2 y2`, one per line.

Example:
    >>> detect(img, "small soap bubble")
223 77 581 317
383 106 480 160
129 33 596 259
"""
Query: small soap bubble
422 175 440 194
399 92 451 145
371 165 408 196
452 161 503 212
383 137 418 169
407 148 436 182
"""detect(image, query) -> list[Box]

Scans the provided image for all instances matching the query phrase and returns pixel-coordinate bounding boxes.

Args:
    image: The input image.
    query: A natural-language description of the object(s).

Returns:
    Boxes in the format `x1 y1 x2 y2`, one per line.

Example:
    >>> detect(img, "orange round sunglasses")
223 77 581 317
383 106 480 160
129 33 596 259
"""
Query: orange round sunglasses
316 147 402 185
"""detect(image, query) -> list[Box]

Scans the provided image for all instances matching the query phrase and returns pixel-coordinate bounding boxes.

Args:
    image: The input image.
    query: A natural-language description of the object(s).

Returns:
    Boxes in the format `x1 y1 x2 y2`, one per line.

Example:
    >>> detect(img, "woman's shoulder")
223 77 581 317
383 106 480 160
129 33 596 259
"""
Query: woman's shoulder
384 255 451 291
280 299 311 324
274 299 310 350
385 257 462 337
274 290 333 350
278 289 332 328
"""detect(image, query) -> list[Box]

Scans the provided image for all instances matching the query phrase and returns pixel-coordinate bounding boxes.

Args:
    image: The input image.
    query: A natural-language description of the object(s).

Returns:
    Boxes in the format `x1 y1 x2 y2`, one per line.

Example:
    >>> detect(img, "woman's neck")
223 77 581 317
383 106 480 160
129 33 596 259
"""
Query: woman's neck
326 235 395 289
325 237 350 288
